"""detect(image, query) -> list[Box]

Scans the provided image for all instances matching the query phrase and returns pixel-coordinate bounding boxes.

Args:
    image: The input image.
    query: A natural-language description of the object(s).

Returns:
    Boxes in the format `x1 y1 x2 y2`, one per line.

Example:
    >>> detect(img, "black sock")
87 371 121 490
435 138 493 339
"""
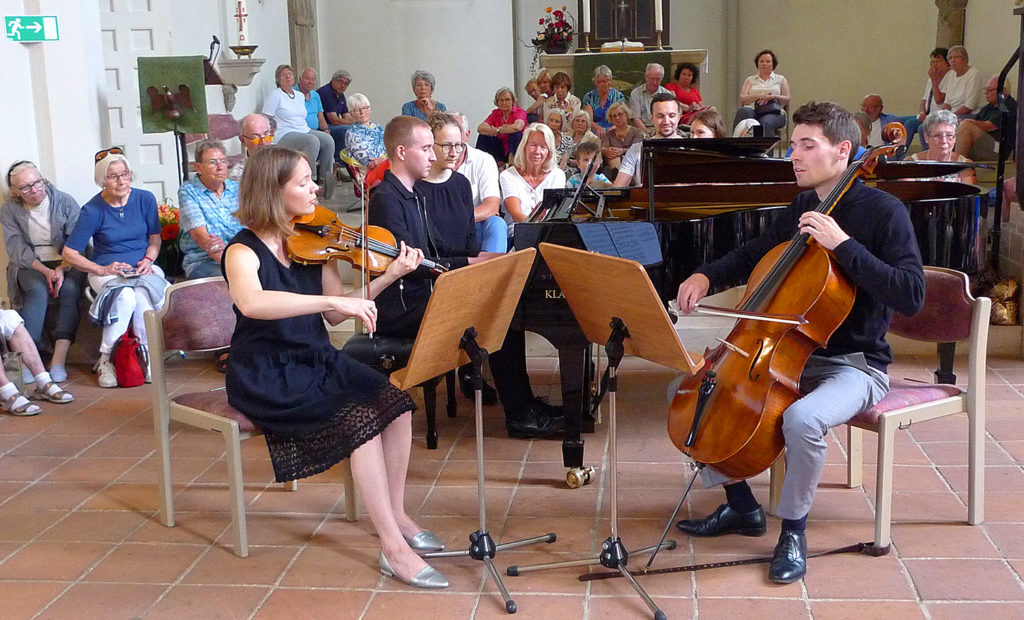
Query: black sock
724 481 760 513
781 515 807 533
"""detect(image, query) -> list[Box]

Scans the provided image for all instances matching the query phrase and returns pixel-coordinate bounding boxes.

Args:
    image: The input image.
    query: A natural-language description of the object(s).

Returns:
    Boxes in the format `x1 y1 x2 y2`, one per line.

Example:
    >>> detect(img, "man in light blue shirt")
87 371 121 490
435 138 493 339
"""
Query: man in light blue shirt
297 67 328 131
178 139 242 278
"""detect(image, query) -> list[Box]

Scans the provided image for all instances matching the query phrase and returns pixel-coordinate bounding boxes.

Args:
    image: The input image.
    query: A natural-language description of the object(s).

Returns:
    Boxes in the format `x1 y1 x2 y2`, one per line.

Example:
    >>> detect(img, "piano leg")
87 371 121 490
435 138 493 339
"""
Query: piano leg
558 345 594 469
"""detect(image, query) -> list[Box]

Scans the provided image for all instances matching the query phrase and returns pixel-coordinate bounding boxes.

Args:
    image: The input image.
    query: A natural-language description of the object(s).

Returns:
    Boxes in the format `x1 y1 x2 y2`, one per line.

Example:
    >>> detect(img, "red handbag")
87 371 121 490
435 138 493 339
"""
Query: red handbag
111 326 145 387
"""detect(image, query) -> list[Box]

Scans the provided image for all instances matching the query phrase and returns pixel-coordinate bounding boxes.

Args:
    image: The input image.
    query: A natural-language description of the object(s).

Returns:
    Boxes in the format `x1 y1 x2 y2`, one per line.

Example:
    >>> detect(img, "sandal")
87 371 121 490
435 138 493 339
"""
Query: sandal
3 393 41 416
31 381 74 404
215 350 229 373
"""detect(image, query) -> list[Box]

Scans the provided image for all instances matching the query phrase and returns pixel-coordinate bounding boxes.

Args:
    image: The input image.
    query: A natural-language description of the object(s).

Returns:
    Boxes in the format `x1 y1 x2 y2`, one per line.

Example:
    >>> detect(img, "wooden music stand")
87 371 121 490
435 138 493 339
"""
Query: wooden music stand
508 242 701 620
389 248 555 615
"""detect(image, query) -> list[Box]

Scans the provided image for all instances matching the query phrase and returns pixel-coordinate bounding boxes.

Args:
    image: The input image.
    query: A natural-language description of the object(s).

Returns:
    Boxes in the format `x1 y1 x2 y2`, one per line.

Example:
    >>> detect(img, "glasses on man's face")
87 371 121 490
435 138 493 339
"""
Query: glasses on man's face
95 146 124 162
202 158 229 167
434 142 465 154
17 179 44 193
243 134 274 146
106 171 131 182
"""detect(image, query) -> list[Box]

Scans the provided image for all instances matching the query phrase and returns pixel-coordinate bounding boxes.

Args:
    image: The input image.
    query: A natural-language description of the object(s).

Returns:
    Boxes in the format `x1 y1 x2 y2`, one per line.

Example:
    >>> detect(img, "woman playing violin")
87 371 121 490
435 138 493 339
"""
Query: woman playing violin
223 145 449 589
674 102 924 585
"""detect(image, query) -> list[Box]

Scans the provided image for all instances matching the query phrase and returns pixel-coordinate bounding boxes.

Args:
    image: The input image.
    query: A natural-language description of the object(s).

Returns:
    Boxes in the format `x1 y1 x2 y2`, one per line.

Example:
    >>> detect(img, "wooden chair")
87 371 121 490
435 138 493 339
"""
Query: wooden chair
145 277 357 558
769 266 990 553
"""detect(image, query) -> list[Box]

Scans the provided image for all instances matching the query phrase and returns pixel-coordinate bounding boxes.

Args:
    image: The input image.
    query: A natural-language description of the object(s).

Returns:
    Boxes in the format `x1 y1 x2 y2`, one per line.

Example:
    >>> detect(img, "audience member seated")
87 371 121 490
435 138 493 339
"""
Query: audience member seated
2 161 85 383
229 113 274 182
860 93 915 147
401 70 447 121
345 93 387 171
688 108 727 139
936 45 983 118
667 62 707 124
317 69 354 162
733 49 791 138
525 70 553 122
476 87 527 166
909 110 978 184
297 68 328 133
523 78 543 123
451 112 507 253
62 150 170 388
582 65 626 137
542 72 581 126
177 139 242 279
916 48 952 148
854 112 871 147
956 76 1017 161
614 93 683 186
0 308 75 416
566 141 612 189
600 102 644 173
262 64 335 199
567 110 600 169
221 146 446 589
545 110 574 169
499 122 567 236
629 63 671 132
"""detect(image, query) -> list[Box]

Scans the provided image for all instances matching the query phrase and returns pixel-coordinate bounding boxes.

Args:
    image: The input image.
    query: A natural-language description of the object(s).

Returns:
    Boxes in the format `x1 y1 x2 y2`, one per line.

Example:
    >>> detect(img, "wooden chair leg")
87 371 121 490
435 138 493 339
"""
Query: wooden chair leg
222 423 249 558
874 417 897 550
154 405 175 528
967 396 985 525
847 425 863 488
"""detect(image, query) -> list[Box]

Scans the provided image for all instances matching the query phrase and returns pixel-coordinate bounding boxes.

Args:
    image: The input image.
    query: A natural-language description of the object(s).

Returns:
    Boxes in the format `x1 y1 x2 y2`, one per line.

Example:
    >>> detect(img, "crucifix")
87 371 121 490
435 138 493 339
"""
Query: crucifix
234 0 249 44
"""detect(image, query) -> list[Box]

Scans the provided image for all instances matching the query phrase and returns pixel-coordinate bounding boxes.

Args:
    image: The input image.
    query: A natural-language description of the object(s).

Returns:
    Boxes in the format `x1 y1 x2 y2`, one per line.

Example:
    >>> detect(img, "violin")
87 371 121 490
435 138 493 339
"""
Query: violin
287 205 447 275
666 123 906 480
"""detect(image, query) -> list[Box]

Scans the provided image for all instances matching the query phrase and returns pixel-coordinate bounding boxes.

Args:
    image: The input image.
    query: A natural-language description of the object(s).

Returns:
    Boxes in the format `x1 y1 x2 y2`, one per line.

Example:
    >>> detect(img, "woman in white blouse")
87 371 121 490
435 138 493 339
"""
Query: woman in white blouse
733 49 791 137
498 123 566 236
262 64 336 199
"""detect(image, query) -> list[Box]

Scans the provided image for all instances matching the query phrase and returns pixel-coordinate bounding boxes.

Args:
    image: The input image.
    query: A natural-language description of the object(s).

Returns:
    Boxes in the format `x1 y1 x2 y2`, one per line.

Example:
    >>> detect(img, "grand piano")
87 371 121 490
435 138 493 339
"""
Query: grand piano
512 137 985 478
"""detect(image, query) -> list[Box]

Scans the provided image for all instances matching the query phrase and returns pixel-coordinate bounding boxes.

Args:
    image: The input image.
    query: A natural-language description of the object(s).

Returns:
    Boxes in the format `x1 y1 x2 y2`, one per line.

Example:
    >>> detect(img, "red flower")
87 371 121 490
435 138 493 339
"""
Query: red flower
539 18 545 25
552 33 561 42
554 10 563 18
161 223 179 241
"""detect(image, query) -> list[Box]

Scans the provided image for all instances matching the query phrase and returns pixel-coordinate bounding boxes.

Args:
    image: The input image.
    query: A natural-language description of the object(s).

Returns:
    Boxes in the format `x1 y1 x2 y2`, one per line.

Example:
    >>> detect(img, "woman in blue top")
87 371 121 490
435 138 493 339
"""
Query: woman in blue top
62 150 169 388
401 70 447 121
582 65 625 138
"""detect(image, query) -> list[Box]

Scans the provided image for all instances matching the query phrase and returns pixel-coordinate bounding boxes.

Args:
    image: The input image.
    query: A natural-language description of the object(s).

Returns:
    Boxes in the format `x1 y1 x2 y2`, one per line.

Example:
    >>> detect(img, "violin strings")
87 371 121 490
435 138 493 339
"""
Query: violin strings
316 225 437 267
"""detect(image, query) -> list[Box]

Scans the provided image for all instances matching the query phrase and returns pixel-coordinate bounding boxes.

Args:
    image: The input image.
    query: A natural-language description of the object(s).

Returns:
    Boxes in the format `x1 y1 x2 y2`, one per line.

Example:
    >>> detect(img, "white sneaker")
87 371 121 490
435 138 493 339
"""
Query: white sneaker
95 359 117 388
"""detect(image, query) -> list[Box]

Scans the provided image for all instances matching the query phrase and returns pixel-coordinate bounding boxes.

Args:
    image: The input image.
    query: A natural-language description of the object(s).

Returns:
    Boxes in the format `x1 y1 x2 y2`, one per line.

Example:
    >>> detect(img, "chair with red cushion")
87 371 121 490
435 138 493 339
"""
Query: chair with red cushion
144 277 357 558
769 266 990 553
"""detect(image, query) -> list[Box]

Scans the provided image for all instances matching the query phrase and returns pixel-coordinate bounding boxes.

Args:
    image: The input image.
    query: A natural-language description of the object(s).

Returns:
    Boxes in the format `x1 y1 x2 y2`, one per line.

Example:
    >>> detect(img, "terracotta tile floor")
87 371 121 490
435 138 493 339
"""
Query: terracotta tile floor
1 352 1023 619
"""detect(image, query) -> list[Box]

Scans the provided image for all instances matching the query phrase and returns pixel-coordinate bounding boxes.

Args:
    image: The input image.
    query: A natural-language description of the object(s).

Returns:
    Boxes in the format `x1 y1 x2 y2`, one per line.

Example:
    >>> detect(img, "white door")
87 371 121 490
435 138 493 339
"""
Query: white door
99 0 176 201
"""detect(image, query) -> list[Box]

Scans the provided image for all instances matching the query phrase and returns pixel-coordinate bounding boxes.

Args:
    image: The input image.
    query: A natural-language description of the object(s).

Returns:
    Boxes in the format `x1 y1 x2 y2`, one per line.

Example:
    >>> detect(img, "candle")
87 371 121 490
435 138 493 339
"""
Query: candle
582 1 590 34
654 0 662 31
235 0 249 44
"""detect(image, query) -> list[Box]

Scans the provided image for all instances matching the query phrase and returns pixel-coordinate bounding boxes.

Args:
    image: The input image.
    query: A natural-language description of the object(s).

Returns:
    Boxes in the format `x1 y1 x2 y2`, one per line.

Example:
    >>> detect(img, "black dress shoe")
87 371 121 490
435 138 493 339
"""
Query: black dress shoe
506 400 566 439
769 531 807 584
676 503 767 537
458 372 498 406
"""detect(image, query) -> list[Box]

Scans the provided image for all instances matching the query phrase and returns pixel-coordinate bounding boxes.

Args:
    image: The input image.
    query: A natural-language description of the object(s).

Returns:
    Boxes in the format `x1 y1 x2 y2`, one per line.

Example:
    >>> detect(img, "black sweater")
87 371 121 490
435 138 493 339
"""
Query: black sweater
696 180 925 372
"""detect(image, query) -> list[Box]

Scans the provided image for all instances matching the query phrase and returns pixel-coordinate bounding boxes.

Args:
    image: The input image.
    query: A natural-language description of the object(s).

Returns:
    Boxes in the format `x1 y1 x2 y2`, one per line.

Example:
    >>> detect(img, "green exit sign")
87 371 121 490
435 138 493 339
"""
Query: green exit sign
5 15 59 42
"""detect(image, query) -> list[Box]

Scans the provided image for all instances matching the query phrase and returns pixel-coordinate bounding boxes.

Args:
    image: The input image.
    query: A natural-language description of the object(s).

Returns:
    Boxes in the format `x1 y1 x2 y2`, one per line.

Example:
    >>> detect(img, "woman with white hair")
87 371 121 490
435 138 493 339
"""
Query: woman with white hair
401 70 447 121
2 160 86 382
476 87 527 165
262 64 336 199
909 110 977 184
344 93 387 170
62 149 170 388
498 122 566 236
581 65 625 137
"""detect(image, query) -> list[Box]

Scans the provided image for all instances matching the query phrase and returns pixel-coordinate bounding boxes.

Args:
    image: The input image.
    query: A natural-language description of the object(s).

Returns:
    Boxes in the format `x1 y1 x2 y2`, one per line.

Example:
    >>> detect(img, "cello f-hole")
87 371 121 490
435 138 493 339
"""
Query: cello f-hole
748 339 765 382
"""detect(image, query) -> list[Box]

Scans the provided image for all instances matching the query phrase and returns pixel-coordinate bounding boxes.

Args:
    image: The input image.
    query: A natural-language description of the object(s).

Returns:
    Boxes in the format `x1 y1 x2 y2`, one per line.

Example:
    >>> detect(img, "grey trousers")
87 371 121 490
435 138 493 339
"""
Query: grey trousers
698 353 889 520
278 130 336 199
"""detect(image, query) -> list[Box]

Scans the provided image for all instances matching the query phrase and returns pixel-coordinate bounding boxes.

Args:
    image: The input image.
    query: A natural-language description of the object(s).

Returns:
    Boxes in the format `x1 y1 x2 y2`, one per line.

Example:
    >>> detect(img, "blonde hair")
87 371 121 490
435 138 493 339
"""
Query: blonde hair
6 160 44 203
512 122 558 173
607 101 631 122
94 154 132 187
235 146 307 241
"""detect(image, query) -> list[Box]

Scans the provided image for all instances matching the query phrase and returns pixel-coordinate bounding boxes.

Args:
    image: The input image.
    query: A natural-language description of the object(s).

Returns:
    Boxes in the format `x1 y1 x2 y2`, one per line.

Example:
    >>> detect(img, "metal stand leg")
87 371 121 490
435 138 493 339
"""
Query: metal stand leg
507 318 673 620
426 328 556 615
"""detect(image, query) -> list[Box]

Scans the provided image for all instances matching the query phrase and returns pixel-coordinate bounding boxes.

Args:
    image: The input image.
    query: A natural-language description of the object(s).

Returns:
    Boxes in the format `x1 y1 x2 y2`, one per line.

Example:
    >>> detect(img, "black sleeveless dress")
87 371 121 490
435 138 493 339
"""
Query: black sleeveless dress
224 229 416 482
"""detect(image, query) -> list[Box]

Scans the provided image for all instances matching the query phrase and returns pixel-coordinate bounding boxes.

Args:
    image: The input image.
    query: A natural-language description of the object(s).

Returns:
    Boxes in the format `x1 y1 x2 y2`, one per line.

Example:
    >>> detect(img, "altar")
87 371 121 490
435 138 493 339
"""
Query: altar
539 49 708 95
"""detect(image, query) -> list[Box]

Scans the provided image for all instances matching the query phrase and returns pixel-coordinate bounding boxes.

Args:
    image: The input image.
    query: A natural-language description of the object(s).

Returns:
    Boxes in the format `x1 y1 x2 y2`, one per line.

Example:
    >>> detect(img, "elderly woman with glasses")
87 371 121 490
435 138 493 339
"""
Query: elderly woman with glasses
177 138 243 279
344 93 387 170
62 150 170 388
582 65 625 137
908 110 977 184
476 87 527 165
1 161 87 384
262 64 336 199
402 70 447 121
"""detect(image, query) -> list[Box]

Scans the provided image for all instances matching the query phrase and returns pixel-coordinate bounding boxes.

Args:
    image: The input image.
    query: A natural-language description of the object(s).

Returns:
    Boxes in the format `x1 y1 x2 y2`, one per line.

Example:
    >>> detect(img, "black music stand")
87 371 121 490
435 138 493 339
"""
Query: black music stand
389 248 555 615
506 243 701 620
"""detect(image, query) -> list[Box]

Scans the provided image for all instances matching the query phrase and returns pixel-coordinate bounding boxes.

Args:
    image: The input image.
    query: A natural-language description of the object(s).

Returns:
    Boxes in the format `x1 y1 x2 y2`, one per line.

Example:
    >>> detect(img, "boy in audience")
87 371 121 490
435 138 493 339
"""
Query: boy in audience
566 141 612 189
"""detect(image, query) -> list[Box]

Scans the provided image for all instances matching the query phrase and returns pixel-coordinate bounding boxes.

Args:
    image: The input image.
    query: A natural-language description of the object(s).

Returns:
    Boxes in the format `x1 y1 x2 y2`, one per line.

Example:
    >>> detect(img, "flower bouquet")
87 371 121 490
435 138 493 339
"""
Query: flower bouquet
529 6 575 71
156 198 183 276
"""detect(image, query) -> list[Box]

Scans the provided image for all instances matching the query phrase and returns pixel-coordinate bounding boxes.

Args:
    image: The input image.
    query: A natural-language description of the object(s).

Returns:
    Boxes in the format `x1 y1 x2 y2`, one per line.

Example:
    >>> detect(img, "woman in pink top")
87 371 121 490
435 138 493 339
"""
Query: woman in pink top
476 87 527 165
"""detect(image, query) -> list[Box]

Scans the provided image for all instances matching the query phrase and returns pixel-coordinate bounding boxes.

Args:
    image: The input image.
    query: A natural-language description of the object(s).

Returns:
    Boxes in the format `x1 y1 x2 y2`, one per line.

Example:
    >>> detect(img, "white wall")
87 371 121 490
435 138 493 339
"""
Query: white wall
317 0 515 136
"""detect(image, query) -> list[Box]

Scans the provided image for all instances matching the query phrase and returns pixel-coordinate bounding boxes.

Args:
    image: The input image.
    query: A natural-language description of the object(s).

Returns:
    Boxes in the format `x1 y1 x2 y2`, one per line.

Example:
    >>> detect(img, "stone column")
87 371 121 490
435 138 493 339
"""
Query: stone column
934 0 968 48
287 0 319 76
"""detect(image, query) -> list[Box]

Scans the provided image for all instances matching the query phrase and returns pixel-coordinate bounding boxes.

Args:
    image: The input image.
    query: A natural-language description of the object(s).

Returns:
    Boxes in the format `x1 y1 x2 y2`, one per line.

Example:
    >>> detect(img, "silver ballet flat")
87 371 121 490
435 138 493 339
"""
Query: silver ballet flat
404 530 445 552
379 550 449 589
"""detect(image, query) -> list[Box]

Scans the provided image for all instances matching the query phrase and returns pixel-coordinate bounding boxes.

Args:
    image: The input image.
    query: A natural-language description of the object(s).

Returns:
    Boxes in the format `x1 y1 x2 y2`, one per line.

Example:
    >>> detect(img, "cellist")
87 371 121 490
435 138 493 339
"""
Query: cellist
674 102 925 584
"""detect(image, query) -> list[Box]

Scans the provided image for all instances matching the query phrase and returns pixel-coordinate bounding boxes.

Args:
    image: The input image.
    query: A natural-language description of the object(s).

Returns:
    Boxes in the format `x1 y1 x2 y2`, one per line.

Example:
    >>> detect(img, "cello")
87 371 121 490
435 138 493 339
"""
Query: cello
667 124 906 480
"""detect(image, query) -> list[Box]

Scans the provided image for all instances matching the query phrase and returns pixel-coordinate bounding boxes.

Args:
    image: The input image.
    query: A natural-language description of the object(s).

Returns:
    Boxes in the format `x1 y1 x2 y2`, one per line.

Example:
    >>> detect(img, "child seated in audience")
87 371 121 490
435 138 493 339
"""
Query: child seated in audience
566 142 612 189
